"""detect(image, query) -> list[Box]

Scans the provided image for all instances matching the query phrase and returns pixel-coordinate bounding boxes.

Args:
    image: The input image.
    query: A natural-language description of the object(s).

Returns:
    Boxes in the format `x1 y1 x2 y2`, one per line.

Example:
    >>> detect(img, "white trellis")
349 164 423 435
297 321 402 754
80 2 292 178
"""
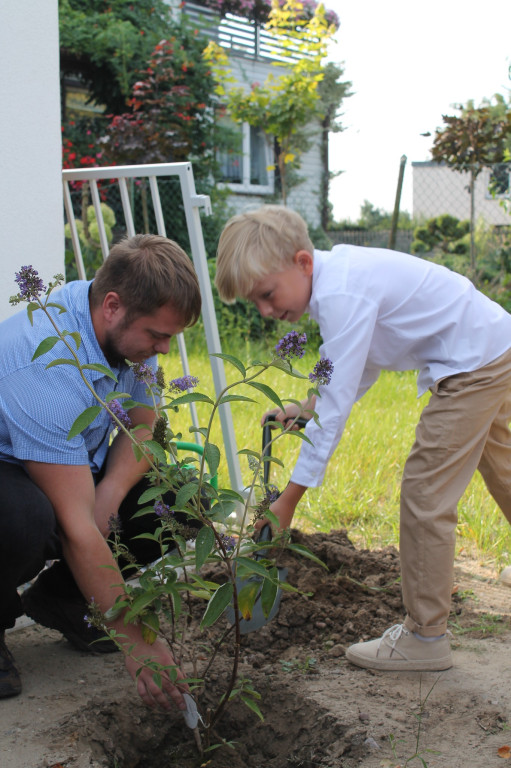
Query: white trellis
62 162 243 496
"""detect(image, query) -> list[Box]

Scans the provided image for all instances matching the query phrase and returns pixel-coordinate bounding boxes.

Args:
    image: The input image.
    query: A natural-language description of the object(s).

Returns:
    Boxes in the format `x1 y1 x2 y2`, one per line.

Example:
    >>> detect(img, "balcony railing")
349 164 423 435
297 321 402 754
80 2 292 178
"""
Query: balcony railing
184 1 300 61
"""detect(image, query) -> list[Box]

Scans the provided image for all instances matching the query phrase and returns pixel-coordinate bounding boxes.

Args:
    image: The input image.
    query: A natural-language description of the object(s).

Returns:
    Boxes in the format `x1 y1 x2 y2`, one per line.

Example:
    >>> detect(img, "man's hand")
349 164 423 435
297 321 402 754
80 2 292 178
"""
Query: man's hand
124 637 189 712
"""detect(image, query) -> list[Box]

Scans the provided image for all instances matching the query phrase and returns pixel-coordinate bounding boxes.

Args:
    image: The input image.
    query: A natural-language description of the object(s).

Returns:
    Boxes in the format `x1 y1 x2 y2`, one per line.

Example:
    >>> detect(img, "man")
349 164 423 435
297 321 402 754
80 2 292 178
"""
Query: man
0 234 201 710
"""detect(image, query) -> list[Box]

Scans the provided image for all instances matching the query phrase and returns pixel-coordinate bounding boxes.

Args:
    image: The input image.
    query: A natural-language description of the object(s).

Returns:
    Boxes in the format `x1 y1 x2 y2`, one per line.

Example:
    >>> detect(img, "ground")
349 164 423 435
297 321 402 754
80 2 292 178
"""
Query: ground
2 530 511 768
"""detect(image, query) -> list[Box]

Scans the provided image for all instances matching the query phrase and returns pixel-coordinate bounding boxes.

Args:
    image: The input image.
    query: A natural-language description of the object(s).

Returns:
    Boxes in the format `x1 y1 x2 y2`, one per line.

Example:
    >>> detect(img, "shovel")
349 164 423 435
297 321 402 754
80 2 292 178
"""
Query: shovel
225 414 307 634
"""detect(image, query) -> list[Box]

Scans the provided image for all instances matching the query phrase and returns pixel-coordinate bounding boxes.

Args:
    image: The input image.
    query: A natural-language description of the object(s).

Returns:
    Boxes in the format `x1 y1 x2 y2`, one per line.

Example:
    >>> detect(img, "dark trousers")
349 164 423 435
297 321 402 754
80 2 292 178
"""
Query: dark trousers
0 461 187 631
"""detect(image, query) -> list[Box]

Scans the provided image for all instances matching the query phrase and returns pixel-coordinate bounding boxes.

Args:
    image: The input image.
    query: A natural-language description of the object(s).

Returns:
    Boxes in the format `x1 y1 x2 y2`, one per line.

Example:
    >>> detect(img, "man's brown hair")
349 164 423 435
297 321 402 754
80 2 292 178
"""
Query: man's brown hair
90 234 201 326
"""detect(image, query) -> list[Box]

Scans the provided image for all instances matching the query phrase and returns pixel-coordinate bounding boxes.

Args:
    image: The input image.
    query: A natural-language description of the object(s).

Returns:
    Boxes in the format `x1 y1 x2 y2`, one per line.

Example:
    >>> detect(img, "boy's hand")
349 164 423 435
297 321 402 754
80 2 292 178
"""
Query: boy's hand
261 404 306 429
255 481 308 533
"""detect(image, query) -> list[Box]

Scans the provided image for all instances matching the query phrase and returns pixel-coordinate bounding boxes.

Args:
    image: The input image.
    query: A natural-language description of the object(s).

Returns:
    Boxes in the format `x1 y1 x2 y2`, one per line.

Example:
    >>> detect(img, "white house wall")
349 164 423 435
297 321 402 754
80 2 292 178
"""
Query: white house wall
223 56 322 227
412 161 511 226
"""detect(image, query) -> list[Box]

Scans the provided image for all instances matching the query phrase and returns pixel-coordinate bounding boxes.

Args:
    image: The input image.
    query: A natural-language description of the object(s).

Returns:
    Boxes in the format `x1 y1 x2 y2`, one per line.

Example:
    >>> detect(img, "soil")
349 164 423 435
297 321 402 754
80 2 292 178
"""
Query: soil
2 529 511 768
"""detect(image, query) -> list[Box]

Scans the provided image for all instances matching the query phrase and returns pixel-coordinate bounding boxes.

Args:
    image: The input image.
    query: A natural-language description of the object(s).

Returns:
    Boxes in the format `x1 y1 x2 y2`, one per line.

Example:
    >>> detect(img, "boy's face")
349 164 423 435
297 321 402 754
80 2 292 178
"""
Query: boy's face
247 250 313 323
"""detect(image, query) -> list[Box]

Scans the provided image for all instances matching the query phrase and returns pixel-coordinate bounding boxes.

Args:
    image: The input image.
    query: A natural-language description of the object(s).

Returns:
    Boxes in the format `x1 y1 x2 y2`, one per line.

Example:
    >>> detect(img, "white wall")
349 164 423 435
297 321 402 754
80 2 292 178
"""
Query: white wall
0 1 64 321
412 162 511 226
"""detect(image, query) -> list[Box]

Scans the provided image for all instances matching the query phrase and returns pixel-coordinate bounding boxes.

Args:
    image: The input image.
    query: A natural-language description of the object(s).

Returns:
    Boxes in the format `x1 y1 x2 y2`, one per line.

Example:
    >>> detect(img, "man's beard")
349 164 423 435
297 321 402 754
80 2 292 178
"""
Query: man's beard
102 324 129 368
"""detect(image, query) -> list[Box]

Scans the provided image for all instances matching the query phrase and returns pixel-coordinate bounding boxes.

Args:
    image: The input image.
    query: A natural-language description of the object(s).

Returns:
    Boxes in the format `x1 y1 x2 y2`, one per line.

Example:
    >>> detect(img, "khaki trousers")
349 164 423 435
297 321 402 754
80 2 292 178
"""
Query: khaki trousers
401 347 511 637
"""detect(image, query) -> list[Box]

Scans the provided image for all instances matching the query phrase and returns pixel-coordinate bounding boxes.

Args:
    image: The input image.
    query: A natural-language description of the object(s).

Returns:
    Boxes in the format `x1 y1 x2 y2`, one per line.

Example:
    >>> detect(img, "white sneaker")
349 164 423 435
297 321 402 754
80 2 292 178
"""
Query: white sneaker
345 624 452 671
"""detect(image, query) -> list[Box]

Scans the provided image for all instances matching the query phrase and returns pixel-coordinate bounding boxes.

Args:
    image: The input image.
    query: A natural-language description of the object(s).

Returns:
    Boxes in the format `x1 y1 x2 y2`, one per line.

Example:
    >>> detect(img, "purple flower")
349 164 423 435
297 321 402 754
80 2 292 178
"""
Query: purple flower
275 331 307 360
84 615 92 628
108 399 132 429
309 357 334 386
219 533 236 552
131 362 157 385
154 500 174 518
168 375 199 394
265 484 280 503
14 266 46 301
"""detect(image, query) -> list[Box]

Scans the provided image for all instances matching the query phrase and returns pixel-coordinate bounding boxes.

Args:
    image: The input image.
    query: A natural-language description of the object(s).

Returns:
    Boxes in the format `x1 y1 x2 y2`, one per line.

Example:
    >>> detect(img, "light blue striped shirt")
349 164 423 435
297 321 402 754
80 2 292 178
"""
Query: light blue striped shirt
0 280 156 472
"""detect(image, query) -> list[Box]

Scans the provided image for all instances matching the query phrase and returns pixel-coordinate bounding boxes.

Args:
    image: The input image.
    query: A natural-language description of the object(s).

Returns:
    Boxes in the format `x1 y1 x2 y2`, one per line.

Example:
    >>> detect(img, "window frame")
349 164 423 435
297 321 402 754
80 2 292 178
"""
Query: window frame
217 121 275 195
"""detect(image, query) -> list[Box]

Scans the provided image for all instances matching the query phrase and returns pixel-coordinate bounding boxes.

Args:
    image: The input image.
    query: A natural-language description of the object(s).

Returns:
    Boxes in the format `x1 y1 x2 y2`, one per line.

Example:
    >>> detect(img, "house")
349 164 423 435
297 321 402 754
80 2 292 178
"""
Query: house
174 0 327 228
412 160 511 226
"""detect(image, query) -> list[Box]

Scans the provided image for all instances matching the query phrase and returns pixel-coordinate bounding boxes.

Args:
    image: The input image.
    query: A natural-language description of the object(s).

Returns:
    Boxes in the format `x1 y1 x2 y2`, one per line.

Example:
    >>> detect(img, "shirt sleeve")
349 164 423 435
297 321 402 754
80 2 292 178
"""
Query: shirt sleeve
291 292 380 487
0 363 111 465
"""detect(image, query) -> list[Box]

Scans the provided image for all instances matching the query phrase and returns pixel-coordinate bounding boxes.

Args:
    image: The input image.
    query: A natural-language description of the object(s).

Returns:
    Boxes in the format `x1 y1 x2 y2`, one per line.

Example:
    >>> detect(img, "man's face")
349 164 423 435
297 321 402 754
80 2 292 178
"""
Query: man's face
102 303 187 366
247 251 313 324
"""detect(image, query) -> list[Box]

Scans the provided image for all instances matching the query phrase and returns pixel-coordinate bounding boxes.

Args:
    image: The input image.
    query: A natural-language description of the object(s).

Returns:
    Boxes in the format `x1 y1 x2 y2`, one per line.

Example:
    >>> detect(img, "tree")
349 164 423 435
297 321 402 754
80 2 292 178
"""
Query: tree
59 0 173 114
205 0 340 205
431 100 511 272
100 30 222 175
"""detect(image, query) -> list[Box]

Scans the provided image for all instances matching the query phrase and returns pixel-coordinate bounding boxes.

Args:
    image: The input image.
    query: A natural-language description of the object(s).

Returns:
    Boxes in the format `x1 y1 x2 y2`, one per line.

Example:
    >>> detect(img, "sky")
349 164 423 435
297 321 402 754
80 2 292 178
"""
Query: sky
325 0 511 222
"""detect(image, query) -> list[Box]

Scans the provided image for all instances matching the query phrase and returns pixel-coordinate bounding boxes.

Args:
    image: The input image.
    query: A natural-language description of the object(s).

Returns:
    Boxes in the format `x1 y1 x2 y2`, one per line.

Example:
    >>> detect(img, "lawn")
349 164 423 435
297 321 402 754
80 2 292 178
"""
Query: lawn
161 335 511 569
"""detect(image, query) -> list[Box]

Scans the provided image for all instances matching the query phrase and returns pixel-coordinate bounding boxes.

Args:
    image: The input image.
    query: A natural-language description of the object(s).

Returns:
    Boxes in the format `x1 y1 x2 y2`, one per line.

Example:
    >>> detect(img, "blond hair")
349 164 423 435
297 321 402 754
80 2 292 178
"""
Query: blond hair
215 206 314 303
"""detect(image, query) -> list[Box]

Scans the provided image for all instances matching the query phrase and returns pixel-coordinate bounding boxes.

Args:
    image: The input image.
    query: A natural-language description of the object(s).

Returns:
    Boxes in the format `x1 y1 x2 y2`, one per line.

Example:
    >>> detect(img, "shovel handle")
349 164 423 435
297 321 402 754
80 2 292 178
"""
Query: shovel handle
262 414 308 487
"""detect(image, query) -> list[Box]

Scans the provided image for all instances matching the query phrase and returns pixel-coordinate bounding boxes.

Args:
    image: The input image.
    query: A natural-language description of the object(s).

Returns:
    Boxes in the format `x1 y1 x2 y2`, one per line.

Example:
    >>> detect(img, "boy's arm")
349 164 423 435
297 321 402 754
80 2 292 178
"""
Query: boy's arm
266 480 308 530
24 460 188 712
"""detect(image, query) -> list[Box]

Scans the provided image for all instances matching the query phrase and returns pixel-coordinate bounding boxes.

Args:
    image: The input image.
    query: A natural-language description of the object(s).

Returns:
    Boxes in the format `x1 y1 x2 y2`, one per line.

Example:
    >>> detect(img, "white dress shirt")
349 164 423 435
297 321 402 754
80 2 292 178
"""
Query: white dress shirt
291 245 511 488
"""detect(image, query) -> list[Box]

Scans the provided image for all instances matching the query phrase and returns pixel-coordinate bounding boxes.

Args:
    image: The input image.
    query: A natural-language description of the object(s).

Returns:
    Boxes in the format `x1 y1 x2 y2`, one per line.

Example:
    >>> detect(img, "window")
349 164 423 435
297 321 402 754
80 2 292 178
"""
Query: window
218 122 274 194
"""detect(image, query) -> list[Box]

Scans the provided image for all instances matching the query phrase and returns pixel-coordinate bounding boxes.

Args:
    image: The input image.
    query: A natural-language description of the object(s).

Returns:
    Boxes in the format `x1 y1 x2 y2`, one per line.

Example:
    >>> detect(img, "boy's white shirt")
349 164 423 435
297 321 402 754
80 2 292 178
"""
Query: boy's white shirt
291 245 511 488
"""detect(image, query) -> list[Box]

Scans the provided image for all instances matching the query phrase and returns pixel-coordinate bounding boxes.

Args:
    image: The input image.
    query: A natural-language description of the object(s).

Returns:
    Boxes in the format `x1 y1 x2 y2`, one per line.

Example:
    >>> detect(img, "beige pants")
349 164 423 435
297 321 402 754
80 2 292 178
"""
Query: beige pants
401 347 511 637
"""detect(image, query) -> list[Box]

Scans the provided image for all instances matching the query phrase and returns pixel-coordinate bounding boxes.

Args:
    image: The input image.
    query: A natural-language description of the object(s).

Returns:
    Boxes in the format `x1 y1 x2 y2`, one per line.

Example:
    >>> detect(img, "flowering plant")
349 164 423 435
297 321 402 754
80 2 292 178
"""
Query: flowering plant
192 0 340 29
11 268 332 752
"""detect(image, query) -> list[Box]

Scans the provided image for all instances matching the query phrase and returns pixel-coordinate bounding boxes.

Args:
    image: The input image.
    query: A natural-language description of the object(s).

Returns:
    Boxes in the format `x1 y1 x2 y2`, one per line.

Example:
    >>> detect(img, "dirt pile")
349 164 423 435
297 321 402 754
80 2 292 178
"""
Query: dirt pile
1 530 510 768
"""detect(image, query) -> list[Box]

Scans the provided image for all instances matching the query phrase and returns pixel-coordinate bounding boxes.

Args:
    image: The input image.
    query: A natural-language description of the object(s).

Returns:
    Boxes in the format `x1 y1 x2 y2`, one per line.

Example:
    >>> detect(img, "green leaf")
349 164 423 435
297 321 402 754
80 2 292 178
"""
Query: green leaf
46 301 67 314
67 405 102 439
204 442 220 478
141 439 168 466
105 391 131 402
218 394 256 405
240 694 264 721
137 486 166 504
210 352 246 377
81 363 118 381
271 357 308 379
235 556 272 580
237 579 261 620
62 330 81 350
26 302 39 325
46 358 80 370
286 542 328 569
195 525 215 570
261 568 278 617
141 612 160 644
238 448 260 459
31 336 61 361
246 381 285 412
175 481 200 508
171 392 214 406
200 582 233 629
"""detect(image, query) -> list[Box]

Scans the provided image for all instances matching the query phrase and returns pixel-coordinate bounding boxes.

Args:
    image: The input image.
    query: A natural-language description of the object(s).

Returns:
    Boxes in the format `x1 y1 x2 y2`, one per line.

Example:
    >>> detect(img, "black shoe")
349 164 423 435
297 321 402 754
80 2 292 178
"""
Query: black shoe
22 580 119 654
0 633 22 698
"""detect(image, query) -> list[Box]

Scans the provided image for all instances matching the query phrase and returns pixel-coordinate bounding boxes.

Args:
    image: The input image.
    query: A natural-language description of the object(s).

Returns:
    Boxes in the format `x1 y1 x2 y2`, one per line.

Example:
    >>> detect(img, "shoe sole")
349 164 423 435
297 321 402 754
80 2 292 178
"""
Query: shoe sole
345 648 453 671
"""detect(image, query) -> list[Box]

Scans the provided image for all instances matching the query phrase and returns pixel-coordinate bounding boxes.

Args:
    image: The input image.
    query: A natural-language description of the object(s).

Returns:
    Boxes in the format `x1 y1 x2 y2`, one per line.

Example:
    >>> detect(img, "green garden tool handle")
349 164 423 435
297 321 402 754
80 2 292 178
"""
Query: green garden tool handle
174 441 218 489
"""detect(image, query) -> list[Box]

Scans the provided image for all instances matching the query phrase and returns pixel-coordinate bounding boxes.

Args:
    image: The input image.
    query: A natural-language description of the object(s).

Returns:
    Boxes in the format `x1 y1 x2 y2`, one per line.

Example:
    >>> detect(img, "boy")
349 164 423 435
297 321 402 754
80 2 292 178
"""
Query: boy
215 205 511 672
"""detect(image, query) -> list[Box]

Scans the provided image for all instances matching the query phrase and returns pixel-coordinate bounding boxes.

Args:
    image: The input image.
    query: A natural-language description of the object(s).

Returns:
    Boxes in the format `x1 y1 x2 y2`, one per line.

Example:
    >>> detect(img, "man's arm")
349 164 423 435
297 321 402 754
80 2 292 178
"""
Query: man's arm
24 460 187 711
94 405 155 536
